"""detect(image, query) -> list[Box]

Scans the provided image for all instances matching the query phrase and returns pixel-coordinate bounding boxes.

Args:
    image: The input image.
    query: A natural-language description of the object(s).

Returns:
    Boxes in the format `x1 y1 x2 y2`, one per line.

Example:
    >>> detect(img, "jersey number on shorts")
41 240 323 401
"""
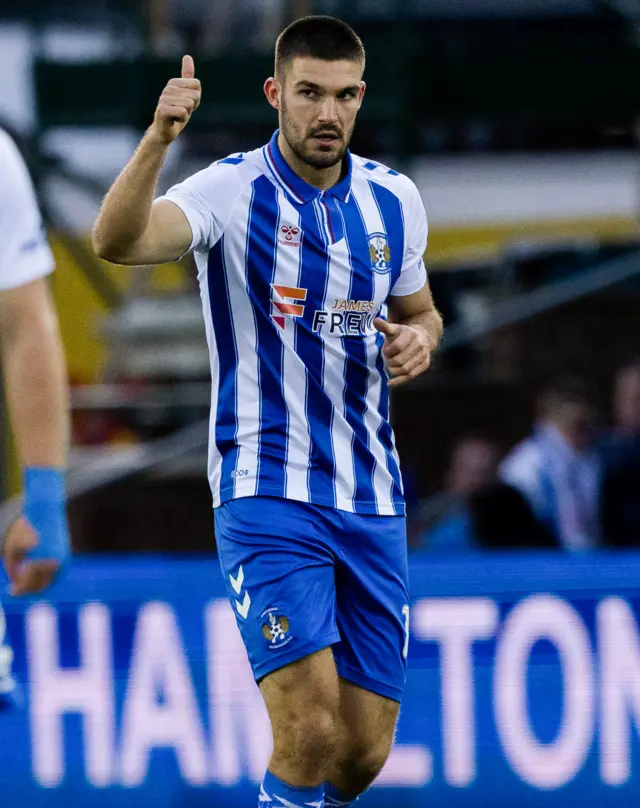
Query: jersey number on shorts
402 604 410 659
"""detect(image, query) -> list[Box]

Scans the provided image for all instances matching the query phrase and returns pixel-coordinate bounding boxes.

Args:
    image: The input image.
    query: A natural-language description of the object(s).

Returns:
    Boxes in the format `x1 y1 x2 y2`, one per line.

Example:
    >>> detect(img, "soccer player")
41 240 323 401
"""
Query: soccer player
93 16 442 808
0 129 71 701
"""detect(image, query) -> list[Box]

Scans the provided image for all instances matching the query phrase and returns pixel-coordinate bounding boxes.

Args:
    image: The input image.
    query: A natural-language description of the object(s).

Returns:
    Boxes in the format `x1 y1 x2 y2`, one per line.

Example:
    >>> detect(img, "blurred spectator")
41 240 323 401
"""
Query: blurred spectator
146 0 311 56
599 360 640 547
612 360 640 437
411 435 554 552
410 435 500 549
500 378 601 552
411 436 497 552
467 482 556 551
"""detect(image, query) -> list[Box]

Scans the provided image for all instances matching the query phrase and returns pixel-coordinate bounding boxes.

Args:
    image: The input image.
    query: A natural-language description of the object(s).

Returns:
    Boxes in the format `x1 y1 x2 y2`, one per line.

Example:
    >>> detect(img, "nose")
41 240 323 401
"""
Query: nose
318 97 338 124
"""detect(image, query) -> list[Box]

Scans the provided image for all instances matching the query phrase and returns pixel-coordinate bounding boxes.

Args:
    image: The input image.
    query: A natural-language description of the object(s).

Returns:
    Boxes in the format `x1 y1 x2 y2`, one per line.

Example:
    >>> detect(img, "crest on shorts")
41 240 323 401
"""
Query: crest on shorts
368 233 392 274
261 609 292 649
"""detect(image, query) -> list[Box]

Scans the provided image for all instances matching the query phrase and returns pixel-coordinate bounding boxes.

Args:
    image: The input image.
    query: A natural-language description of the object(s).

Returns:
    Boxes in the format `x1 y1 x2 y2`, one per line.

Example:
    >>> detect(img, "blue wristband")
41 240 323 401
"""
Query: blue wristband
23 467 70 564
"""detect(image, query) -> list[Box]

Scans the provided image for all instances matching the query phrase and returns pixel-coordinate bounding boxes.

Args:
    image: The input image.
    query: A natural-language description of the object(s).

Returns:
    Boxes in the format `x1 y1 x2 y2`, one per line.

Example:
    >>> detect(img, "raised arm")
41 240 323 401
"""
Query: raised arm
92 55 201 265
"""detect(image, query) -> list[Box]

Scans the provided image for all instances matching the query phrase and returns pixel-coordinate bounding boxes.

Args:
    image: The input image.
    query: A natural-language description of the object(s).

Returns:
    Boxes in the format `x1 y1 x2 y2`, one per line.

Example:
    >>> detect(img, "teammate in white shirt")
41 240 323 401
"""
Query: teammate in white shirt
0 129 71 703
93 16 442 808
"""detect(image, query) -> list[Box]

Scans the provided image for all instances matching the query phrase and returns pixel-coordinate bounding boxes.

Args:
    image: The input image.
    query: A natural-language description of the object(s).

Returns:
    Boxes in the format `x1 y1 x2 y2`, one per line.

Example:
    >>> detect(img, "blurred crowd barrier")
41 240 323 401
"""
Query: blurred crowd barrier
2 554 640 806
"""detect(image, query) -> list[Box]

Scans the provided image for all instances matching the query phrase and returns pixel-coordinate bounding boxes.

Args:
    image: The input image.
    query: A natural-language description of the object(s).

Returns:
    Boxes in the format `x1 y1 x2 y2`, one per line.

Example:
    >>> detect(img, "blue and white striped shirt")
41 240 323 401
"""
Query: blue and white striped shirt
160 132 428 515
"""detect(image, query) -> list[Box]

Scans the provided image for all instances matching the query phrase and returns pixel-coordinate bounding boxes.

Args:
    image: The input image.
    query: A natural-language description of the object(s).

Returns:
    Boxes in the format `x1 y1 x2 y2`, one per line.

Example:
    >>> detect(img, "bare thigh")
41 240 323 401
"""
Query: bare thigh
259 647 340 786
329 678 400 796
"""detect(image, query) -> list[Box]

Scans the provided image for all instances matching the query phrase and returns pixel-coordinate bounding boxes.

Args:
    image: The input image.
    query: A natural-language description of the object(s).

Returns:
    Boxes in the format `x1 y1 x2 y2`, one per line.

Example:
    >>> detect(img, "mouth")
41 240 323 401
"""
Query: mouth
310 132 341 147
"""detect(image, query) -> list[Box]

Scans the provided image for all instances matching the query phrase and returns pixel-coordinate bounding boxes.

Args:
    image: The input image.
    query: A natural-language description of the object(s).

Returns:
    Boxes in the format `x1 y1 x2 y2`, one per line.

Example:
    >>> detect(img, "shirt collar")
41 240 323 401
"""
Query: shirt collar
264 130 352 205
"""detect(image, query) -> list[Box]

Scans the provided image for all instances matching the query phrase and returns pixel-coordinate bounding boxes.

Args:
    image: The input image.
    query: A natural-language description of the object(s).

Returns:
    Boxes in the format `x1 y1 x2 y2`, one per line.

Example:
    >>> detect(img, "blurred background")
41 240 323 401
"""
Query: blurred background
0 0 639 556
1 1 640 805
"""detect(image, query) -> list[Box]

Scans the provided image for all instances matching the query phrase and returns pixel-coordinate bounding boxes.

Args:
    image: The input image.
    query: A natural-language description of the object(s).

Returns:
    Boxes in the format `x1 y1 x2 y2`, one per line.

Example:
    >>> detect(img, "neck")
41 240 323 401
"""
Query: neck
542 421 572 445
277 132 343 191
542 421 585 454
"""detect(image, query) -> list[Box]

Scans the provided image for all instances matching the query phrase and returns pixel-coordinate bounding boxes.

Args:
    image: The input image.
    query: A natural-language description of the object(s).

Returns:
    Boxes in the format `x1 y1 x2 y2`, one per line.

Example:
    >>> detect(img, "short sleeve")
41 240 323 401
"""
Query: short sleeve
157 159 249 255
390 181 428 297
0 131 54 290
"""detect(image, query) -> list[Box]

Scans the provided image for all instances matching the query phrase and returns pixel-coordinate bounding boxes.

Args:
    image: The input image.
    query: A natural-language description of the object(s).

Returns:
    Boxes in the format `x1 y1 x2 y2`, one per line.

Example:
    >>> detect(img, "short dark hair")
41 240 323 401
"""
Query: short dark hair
537 376 596 417
275 16 365 78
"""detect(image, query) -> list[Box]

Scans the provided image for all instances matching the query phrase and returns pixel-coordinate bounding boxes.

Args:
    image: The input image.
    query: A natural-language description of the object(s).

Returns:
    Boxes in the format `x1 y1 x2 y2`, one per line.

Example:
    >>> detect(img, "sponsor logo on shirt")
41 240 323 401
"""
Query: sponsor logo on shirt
312 299 378 336
270 284 308 330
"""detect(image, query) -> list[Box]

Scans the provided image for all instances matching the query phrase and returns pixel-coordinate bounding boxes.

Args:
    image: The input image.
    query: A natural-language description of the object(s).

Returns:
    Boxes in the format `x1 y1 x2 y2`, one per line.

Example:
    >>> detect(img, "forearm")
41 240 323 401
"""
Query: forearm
92 129 169 261
396 307 443 353
1 304 69 469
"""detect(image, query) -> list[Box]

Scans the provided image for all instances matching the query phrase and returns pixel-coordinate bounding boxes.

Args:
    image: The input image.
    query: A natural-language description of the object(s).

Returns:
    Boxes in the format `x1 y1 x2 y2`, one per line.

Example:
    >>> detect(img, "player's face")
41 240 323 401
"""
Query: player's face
279 57 365 170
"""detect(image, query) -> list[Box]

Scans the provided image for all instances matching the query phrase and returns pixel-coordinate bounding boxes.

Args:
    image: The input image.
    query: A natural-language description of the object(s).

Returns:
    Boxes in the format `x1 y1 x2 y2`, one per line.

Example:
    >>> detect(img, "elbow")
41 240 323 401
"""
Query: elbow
91 226 115 262
91 225 130 264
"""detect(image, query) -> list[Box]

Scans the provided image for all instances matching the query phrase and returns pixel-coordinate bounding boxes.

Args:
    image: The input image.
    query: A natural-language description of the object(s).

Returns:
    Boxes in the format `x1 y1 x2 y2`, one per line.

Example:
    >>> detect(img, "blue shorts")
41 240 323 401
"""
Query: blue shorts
215 496 409 702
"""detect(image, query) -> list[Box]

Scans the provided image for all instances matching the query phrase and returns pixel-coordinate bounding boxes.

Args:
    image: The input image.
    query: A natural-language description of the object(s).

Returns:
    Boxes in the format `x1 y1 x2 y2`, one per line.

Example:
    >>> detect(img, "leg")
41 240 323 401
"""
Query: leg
260 647 339 786
330 511 410 803
214 497 342 805
327 680 399 800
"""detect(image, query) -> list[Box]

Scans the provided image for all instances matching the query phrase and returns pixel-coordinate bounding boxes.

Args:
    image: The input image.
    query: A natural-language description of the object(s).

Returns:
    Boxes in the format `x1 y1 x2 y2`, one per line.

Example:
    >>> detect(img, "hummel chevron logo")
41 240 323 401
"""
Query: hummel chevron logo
229 566 244 595
236 591 251 619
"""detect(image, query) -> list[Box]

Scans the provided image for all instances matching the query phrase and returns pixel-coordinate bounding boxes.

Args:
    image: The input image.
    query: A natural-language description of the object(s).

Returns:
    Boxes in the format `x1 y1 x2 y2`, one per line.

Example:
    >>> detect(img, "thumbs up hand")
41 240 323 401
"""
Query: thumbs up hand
151 55 201 144
374 317 432 389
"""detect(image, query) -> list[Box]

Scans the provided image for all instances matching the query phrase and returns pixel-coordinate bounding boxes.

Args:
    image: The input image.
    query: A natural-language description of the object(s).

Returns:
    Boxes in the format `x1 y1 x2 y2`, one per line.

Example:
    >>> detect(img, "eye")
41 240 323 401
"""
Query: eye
300 88 317 99
339 90 357 100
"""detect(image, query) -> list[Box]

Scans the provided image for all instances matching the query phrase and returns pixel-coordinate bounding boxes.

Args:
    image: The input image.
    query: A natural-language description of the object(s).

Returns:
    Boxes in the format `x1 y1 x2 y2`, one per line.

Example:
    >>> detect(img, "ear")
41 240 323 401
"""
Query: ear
357 81 366 108
264 77 281 110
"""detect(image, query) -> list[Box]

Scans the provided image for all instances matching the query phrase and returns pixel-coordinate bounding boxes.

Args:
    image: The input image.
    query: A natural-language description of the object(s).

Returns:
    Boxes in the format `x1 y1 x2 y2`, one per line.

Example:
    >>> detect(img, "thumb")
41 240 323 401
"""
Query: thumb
374 317 399 338
182 54 195 79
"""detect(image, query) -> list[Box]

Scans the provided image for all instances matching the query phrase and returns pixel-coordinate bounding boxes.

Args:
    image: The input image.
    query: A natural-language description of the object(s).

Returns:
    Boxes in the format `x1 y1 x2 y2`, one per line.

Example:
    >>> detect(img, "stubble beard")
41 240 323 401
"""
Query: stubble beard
280 104 350 170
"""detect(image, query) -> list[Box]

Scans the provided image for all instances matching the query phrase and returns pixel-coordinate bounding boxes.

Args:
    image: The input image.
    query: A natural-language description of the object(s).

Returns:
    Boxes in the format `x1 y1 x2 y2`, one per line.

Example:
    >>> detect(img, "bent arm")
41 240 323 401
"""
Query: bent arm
0 278 69 468
92 130 194 265
388 282 443 353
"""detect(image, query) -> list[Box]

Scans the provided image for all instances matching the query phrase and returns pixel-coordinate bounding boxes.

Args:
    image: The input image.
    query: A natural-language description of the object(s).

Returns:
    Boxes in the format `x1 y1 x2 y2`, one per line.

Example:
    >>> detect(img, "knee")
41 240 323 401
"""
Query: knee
336 738 392 794
295 703 338 761
261 649 340 776
273 696 338 765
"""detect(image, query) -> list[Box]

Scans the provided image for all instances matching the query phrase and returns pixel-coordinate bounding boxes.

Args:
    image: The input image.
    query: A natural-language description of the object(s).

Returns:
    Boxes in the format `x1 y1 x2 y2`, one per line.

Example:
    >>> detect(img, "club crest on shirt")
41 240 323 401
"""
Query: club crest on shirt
368 233 392 274
261 608 292 649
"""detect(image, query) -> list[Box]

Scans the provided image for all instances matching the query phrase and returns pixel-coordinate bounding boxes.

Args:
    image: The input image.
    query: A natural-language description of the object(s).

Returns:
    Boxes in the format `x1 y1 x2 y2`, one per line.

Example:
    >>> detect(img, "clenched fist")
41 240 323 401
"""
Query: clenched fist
3 517 62 596
151 55 201 144
374 317 433 388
